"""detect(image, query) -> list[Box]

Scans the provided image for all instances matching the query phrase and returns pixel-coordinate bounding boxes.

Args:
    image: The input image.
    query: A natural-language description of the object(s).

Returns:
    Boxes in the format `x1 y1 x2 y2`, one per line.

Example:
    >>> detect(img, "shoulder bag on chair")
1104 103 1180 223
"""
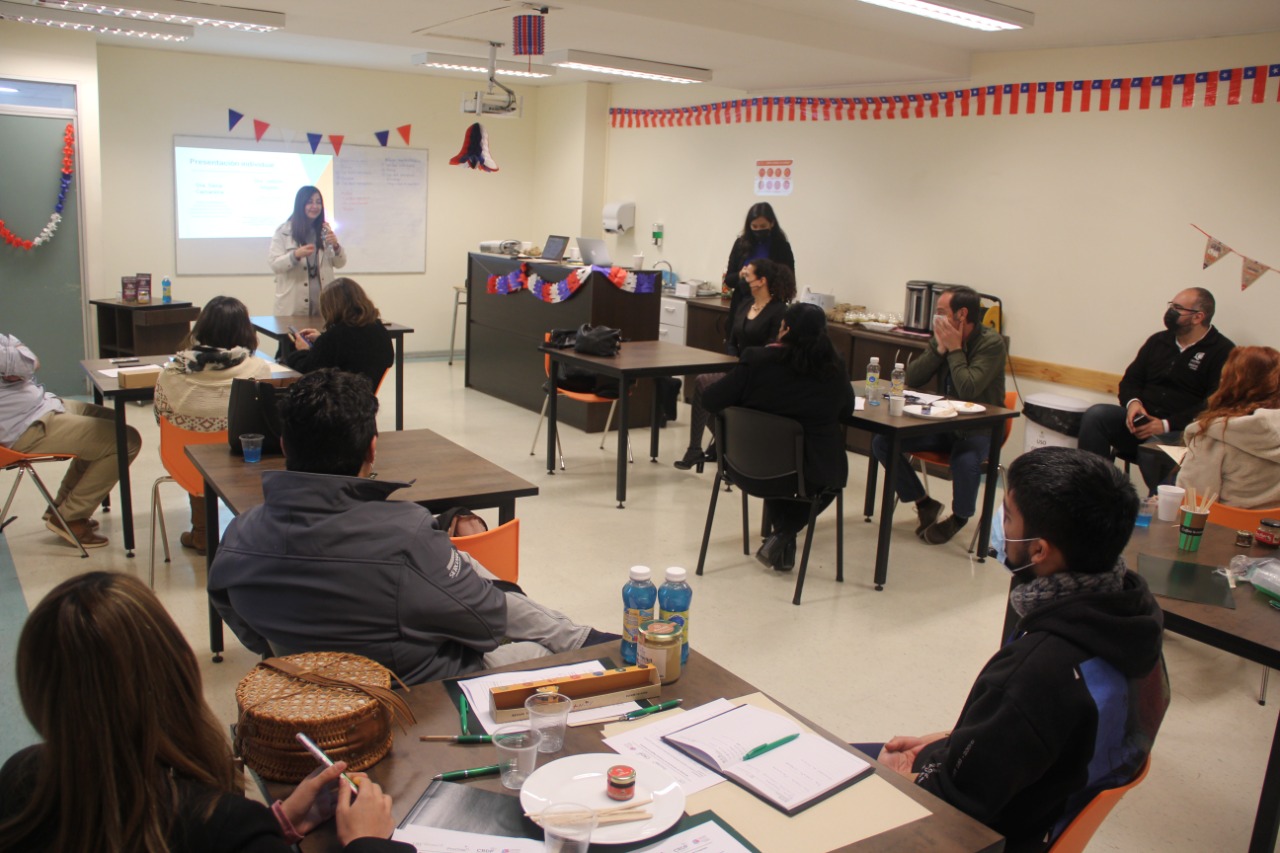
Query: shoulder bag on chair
574 324 622 357
227 379 284 456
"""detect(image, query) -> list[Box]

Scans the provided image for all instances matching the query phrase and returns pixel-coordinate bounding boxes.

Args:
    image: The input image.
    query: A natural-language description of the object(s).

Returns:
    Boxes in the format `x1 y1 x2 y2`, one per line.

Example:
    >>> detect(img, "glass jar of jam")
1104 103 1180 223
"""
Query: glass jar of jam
636 619 682 684
607 764 636 801
1257 519 1280 548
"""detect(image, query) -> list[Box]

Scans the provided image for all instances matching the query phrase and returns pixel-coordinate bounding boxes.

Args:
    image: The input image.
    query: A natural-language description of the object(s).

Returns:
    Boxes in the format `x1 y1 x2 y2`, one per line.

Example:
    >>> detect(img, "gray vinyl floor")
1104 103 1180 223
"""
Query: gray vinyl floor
1 357 1274 851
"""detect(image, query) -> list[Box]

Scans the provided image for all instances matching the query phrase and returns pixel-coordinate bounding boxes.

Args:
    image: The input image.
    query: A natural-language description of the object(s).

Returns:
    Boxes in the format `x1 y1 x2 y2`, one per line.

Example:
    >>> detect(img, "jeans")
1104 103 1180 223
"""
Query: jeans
1078 404 1179 494
871 431 991 519
464 554 592 668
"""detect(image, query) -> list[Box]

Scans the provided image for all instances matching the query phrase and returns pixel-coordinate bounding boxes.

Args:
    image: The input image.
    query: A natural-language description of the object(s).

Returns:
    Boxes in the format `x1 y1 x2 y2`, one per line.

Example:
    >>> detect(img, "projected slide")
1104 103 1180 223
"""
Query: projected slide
174 146 335 239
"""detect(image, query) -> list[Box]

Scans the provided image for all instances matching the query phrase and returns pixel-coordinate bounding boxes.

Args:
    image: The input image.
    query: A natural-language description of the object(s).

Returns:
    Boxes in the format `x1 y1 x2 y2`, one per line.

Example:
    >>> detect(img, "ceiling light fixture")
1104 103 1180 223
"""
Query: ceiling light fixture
35 0 283 32
0 0 192 38
857 0 1032 31
412 51 556 79
547 49 711 85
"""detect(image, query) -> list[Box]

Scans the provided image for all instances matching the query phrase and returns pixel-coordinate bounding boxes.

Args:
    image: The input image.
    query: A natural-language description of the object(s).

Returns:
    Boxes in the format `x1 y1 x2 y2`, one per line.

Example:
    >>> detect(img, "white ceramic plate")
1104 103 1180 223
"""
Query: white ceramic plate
903 403 958 419
950 401 986 414
519 753 686 845
859 321 897 332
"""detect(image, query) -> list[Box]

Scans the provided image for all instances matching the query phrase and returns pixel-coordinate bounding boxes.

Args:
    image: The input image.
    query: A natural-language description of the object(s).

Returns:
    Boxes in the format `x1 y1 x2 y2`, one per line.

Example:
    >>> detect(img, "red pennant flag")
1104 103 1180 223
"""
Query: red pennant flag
1227 67 1243 105
1242 257 1270 290
253 119 270 141
397 124 412 144
1182 73 1196 107
329 134 344 156
1138 77 1152 109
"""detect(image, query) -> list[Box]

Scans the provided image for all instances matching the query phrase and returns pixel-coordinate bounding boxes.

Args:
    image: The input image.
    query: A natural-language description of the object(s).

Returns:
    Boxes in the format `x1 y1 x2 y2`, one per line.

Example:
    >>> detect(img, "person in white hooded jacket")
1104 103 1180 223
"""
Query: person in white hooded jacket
268 185 346 316
1177 345 1280 509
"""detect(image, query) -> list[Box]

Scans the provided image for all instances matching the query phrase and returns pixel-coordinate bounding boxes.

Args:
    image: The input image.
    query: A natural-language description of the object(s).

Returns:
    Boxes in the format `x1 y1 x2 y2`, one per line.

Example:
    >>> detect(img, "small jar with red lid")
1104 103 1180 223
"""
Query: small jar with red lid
606 764 636 801
1257 519 1280 548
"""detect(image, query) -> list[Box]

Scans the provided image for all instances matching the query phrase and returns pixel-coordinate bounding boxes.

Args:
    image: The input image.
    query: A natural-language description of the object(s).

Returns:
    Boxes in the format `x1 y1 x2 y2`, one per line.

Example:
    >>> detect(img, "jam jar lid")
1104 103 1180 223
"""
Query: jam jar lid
608 764 636 785
1261 519 1280 529
639 619 681 640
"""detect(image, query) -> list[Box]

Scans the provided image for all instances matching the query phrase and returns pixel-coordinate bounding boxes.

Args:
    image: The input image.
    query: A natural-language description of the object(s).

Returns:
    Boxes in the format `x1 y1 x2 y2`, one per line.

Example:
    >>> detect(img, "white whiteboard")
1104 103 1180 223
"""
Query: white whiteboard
173 135 428 275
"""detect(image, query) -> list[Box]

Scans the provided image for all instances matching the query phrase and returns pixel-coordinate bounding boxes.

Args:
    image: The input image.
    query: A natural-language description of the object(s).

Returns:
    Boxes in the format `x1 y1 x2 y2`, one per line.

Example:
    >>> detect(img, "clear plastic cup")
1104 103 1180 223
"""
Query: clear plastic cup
240 434 265 463
541 802 597 853
525 692 572 753
493 724 542 789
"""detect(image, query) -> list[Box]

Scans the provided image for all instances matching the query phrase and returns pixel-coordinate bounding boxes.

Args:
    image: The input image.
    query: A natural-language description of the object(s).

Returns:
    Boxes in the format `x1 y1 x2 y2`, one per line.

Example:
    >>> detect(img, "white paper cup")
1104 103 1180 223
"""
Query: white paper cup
888 396 905 416
525 692 572 753
541 802 596 853
1156 485 1185 522
632 253 644 270
493 724 542 789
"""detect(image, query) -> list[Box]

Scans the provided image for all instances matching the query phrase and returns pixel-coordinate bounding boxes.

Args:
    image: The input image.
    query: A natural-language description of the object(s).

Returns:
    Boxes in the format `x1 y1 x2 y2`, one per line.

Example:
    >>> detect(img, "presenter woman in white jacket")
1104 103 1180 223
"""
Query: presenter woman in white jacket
268 185 346 316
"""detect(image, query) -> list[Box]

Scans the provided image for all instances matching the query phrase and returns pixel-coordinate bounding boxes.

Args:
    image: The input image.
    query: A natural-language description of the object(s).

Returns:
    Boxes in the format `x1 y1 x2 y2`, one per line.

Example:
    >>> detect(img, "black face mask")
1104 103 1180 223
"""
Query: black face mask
749 228 771 244
1163 307 1182 331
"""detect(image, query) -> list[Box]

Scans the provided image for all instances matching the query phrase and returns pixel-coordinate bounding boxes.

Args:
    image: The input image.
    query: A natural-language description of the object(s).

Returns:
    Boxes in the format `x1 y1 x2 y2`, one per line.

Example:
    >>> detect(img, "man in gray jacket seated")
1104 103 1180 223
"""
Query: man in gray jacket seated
209 368 612 685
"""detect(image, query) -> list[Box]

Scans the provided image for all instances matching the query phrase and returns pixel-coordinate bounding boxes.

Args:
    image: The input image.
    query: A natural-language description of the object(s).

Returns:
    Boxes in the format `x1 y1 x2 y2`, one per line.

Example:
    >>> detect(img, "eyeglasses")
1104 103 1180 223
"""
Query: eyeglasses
1167 302 1201 315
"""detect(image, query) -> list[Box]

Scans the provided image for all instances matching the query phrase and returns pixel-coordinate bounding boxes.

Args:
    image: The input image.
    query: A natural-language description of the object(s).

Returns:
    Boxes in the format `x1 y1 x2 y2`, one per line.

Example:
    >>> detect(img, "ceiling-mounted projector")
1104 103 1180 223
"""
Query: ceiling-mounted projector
462 91 523 118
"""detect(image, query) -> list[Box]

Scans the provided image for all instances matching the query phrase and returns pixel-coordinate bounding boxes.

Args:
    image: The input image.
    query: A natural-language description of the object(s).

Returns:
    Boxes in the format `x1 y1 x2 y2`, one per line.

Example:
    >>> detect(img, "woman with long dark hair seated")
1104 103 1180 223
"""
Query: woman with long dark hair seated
675 258 796 471
702 302 854 571
286 277 394 391
0 571 409 853
1176 345 1280 508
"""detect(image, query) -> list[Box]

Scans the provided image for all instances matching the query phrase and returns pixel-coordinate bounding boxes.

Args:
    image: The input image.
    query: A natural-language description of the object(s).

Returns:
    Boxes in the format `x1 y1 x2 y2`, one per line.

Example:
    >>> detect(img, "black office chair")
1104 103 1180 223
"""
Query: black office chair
695 407 844 605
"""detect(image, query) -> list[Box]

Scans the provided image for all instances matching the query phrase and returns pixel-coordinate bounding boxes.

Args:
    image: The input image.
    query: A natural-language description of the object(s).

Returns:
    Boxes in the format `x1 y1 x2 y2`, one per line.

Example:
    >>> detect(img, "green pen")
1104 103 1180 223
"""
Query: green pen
625 699 683 720
743 732 799 761
459 694 470 736
432 763 501 782
420 734 492 743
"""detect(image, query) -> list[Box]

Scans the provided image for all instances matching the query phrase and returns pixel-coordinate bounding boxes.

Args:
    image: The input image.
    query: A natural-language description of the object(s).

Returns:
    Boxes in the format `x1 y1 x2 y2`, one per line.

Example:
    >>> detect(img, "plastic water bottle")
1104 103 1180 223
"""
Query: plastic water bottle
865 357 881 405
161 276 172 304
621 565 657 664
890 362 905 398
658 567 692 664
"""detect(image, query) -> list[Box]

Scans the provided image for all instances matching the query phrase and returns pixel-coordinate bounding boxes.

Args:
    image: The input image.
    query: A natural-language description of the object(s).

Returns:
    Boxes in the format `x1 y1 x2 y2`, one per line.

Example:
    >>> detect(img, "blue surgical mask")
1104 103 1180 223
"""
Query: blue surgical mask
993 504 1041 573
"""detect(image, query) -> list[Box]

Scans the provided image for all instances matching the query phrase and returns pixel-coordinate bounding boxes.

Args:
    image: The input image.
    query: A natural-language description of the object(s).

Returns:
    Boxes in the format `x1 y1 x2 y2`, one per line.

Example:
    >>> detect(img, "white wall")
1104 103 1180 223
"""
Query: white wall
602 32 1280 392
95 46 544 354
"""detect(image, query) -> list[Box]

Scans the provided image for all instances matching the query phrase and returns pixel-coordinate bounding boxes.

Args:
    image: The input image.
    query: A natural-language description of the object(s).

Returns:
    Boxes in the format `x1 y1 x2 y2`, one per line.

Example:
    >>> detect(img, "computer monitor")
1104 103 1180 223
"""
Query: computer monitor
542 234 568 262
576 237 612 267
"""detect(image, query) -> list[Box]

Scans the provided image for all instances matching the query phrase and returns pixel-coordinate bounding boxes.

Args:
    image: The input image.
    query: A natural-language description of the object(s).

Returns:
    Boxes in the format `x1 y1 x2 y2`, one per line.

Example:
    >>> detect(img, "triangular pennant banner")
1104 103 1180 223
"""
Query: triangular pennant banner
228 109 244 131
1203 236 1229 269
307 133 322 154
1242 257 1271 290
375 130 390 147
280 127 297 144
253 119 270 142
397 124 412 145
329 134 344 156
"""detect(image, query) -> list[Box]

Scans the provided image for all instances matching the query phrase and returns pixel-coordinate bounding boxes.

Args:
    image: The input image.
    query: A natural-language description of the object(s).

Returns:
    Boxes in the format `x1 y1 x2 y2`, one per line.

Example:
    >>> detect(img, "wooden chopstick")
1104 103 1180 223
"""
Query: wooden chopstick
531 810 652 827
524 795 654 822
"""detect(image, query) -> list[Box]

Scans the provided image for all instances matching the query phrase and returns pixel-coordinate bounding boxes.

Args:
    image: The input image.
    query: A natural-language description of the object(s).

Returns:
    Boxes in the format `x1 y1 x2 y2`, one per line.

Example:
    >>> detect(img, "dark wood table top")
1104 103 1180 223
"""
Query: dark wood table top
283 645 1002 853
541 340 739 379
845 386 1020 436
1124 520 1280 668
252 315 415 337
186 429 538 517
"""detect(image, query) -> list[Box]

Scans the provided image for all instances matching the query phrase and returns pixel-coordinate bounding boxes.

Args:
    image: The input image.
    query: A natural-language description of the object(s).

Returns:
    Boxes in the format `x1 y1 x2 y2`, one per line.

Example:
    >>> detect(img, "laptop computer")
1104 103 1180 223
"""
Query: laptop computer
541 235 568 262
576 237 612 267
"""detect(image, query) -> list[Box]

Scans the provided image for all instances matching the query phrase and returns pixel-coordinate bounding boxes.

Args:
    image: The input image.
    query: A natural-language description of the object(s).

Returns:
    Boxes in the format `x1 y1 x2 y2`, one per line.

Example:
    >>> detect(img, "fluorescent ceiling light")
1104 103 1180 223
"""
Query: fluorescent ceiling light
857 0 1032 31
547 49 711 85
35 0 283 32
412 51 556 79
0 0 192 38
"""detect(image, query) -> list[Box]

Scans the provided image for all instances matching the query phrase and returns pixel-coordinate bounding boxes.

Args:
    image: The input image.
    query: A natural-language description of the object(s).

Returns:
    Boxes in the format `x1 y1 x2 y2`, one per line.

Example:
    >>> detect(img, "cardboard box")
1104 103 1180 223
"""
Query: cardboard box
490 664 662 722
117 365 162 389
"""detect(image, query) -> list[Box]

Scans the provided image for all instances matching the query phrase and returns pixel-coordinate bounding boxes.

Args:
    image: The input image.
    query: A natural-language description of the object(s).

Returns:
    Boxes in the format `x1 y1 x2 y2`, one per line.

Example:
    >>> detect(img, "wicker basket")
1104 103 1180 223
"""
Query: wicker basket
235 652 398 782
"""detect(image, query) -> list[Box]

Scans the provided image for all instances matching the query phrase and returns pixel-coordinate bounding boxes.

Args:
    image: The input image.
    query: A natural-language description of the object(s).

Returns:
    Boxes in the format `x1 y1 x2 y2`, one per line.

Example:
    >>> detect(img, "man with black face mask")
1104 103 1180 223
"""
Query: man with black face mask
1078 287 1233 493
872 447 1169 853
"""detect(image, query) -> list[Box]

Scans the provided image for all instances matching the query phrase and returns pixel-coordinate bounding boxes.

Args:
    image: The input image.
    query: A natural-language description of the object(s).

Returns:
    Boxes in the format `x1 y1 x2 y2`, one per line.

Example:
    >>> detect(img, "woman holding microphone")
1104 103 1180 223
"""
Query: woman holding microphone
268 185 346 316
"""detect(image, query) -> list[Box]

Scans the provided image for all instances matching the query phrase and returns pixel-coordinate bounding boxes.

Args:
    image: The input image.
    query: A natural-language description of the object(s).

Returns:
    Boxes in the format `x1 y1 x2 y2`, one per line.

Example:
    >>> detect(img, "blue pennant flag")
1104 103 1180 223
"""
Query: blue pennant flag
228 109 244 131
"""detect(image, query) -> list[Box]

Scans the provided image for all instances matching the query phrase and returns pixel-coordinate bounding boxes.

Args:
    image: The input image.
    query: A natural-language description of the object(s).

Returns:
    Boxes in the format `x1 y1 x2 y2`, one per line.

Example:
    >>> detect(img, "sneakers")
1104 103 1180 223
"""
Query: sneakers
921 513 968 545
45 516 108 549
914 497 943 536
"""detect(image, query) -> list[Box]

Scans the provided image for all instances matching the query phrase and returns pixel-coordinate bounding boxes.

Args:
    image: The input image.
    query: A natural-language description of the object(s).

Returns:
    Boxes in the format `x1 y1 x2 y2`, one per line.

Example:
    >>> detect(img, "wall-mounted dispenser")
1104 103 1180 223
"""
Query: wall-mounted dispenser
603 201 635 234
652 222 664 247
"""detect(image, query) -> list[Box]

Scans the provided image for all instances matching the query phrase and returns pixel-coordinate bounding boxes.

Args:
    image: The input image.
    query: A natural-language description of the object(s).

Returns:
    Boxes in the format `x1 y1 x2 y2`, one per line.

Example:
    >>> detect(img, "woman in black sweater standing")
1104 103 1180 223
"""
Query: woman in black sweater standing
675 258 796 471
287 277 394 391
722 202 796 325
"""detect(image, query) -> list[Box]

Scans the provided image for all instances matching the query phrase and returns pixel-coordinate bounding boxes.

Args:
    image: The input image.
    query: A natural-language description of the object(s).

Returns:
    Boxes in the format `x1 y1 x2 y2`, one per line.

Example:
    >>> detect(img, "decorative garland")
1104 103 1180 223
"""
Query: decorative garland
0 123 74 251
610 62 1280 128
486 263 658 303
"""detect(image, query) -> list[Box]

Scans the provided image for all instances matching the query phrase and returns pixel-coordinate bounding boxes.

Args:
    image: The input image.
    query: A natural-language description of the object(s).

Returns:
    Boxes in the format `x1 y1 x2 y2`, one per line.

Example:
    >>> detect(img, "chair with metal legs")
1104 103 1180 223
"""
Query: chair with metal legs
528 332 631 469
149 418 227 587
0 446 88 558
449 285 467 365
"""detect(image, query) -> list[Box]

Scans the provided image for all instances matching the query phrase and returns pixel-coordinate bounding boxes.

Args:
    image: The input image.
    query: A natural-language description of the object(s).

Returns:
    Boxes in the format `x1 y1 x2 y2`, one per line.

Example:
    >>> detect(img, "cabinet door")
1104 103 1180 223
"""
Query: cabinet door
685 303 727 353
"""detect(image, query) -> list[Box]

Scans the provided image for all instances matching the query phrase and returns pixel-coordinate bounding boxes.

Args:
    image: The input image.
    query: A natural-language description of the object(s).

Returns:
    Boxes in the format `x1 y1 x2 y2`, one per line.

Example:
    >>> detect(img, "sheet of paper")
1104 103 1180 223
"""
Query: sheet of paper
267 361 294 374
631 819 756 853
603 698 736 795
854 396 865 411
902 391 944 404
392 825 541 853
458 660 639 734
98 368 121 377
1158 443 1189 465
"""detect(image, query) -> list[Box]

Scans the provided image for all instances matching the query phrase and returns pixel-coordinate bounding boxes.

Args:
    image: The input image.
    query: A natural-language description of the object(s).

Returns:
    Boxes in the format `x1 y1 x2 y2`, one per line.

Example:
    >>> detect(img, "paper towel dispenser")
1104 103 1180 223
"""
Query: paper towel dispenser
603 201 635 234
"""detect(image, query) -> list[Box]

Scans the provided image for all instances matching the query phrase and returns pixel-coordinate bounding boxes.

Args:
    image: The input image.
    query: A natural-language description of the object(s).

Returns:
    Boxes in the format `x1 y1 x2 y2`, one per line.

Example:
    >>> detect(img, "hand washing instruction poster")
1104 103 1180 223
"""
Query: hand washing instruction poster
754 159 794 196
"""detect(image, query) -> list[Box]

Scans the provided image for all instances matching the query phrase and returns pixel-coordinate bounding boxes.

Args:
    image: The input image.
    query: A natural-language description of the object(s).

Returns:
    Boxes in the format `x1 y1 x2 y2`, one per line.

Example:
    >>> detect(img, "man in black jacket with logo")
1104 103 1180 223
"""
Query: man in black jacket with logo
874 447 1169 853
1078 287 1233 492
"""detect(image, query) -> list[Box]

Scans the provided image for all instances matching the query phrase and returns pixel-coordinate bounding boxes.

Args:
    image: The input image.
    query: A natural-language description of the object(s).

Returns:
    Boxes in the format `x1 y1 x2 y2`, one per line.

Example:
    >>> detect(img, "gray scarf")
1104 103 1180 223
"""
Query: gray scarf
1009 557 1127 618
173 345 250 373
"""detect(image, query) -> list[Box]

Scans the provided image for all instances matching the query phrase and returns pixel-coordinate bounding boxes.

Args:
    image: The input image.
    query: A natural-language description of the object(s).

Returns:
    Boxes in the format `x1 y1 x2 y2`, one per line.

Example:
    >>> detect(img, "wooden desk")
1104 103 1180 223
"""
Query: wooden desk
276 644 1003 853
1122 522 1280 853
542 341 740 508
188 429 540 661
252 315 415 431
89 298 200 358
846 389 1019 590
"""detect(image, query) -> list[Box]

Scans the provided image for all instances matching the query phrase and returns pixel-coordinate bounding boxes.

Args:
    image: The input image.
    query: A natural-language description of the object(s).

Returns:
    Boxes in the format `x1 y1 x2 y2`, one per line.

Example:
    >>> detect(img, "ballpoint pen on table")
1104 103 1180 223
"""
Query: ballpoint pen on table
419 734 492 743
568 698 684 727
459 694 470 736
742 732 799 761
295 732 359 789
432 764 501 782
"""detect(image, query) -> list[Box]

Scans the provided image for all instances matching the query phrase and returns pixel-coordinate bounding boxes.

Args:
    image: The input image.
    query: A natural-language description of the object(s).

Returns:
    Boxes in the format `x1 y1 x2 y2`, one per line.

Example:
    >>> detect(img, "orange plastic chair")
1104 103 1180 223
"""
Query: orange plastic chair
529 332 631 469
451 518 520 583
908 391 1019 553
1047 757 1150 853
149 417 228 586
0 445 88 557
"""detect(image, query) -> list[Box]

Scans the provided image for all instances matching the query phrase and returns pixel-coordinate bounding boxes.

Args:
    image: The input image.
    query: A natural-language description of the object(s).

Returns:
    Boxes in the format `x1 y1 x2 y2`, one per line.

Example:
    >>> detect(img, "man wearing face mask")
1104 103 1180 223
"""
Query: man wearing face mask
1078 287 1233 493
874 447 1169 853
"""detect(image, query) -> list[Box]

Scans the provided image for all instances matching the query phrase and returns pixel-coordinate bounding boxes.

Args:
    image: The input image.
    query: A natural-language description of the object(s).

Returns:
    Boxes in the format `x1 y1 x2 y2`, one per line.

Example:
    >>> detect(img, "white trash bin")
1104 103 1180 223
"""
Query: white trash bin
1022 393 1091 452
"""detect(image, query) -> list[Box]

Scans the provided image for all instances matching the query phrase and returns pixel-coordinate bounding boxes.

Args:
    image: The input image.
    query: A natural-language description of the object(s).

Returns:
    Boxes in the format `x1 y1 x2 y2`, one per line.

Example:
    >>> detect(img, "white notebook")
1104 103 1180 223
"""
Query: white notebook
661 704 872 815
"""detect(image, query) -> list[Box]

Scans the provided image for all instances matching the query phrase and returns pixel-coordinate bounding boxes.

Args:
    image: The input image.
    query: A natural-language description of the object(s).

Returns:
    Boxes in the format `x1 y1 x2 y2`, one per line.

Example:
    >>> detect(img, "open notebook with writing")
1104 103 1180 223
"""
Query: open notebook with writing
661 704 872 816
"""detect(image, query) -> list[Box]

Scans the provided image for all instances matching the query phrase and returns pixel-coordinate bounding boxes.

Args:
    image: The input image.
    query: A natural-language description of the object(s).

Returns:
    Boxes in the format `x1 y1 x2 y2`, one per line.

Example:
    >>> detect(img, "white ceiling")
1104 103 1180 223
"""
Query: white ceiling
69 0 1280 92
